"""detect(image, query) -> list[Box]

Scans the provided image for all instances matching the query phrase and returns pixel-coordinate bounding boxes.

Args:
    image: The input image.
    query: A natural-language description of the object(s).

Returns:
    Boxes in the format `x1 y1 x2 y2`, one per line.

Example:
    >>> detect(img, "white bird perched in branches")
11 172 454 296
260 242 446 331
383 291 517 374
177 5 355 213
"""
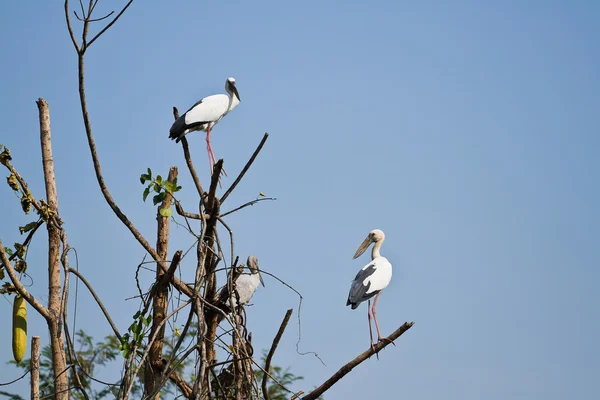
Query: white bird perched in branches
229 256 265 309
169 77 241 176
347 229 394 351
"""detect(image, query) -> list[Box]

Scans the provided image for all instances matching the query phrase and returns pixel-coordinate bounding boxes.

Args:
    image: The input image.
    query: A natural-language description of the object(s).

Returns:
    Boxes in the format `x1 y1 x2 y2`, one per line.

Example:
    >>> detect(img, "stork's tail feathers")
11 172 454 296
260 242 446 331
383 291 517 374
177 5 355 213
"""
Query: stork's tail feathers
169 114 187 143
346 298 360 310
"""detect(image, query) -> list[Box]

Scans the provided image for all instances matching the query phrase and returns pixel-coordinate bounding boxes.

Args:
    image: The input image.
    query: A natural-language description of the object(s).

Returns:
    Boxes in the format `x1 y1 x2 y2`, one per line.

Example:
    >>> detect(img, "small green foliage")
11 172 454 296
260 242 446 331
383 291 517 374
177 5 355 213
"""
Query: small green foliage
142 187 150 202
4 247 14 257
119 310 152 359
152 192 166 205
140 168 152 184
19 221 38 234
140 168 182 215
7 173 19 191
163 179 181 194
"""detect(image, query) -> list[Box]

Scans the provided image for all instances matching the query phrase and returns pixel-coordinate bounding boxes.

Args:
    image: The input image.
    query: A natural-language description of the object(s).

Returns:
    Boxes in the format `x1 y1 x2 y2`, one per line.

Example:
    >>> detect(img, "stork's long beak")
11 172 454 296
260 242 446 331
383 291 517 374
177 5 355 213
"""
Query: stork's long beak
258 271 265 287
231 85 240 101
353 235 373 259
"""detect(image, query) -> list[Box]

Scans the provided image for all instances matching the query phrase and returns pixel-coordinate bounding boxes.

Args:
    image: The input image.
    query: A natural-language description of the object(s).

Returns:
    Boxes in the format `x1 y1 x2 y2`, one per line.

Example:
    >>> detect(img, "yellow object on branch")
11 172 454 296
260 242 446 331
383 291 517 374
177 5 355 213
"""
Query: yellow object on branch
12 294 27 362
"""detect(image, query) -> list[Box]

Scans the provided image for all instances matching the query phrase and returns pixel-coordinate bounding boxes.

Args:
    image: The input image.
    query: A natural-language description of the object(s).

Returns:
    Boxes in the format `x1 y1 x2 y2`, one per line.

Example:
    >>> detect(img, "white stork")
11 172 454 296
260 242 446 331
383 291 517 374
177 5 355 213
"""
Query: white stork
229 256 265 309
346 229 394 350
169 77 241 176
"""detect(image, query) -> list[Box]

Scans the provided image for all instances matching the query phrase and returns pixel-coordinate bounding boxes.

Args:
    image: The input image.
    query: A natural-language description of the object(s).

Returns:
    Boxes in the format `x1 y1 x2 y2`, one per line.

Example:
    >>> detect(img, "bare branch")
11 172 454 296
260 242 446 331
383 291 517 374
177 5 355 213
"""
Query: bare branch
220 133 269 204
64 1 80 52
220 197 277 218
67 268 121 341
0 245 49 319
85 0 134 49
301 322 415 400
172 107 206 199
262 309 293 400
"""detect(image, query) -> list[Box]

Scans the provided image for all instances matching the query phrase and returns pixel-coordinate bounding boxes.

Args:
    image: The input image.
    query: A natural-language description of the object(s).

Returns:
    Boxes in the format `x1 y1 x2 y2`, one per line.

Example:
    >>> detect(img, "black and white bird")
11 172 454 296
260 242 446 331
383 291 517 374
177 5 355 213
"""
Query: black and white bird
229 256 265 309
346 229 394 350
169 77 241 175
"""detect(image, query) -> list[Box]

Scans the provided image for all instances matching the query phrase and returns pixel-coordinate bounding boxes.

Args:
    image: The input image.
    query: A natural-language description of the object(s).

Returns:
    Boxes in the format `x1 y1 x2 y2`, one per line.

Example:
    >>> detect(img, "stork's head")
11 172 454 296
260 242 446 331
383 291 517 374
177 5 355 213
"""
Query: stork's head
247 255 265 287
353 229 385 259
225 77 240 101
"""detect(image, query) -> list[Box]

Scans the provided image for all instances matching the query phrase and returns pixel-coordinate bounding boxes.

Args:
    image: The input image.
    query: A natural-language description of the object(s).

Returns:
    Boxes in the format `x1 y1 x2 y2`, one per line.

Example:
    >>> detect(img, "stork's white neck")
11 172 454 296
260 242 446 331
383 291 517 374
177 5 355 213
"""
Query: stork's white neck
228 92 240 113
371 239 383 259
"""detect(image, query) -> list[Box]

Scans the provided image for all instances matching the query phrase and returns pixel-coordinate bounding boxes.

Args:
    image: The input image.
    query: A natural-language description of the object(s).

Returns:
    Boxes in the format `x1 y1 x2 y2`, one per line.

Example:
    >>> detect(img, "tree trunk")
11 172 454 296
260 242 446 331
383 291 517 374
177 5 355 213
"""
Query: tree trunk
144 167 178 399
37 99 69 400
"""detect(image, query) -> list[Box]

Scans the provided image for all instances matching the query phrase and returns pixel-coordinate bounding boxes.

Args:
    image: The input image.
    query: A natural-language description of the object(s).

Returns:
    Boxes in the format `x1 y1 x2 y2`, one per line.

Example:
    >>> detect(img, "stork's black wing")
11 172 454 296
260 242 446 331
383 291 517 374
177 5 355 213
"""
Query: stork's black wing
169 99 206 142
346 263 379 309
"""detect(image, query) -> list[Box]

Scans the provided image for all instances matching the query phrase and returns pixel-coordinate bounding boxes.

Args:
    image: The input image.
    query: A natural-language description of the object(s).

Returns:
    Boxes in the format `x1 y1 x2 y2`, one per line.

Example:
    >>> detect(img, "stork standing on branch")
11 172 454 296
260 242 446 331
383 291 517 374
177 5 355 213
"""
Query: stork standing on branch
229 255 265 309
346 229 394 351
169 77 241 176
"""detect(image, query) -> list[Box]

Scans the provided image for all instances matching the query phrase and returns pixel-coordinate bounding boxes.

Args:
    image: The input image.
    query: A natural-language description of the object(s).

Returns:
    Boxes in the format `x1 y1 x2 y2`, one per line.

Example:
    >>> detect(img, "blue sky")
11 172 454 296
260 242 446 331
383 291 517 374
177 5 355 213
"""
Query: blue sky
1 0 599 398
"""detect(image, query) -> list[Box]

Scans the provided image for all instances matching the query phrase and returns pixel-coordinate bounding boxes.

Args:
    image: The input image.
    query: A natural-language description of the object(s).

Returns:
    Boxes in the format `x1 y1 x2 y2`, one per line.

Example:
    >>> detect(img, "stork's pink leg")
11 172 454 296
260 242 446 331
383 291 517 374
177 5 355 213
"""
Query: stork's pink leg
372 293 395 346
206 126 216 175
367 299 375 353
205 126 227 183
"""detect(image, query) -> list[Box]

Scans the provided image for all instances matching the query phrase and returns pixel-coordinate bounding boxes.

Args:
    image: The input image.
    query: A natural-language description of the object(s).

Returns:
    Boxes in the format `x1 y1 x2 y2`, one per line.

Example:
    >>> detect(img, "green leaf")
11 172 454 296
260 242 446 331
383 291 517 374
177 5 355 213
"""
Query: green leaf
152 192 166 206
159 207 172 217
163 181 175 193
156 175 163 185
19 221 38 234
142 187 150 202
4 247 14 257
133 311 141 319
142 315 152 327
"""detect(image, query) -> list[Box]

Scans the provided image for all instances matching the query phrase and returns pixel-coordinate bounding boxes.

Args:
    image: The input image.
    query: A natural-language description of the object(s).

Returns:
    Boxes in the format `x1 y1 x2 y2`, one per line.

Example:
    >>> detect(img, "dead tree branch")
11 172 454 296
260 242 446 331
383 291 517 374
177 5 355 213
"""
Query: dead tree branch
37 98 70 400
220 133 269 204
66 267 122 340
262 309 293 400
172 107 206 200
301 322 415 400
0 243 50 319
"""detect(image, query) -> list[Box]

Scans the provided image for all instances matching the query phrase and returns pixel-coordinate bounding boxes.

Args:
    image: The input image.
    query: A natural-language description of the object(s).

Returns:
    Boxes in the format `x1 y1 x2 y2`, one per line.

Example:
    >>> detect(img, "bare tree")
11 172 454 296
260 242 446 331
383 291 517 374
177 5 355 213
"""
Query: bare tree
0 1 414 399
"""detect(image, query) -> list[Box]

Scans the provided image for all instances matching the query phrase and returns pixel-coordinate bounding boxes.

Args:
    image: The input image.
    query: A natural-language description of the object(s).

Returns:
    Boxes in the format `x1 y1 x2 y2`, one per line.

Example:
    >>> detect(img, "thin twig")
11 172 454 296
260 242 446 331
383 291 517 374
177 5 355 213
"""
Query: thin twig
0 368 30 386
220 133 269 204
220 197 277 218
0 240 50 319
173 107 206 200
67 268 121 341
85 0 135 49
262 309 293 400
64 1 80 52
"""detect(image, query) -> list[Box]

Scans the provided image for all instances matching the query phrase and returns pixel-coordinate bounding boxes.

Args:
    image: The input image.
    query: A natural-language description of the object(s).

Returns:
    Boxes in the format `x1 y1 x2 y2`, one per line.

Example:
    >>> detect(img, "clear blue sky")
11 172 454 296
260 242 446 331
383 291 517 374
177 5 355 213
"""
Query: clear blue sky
1 1 599 398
